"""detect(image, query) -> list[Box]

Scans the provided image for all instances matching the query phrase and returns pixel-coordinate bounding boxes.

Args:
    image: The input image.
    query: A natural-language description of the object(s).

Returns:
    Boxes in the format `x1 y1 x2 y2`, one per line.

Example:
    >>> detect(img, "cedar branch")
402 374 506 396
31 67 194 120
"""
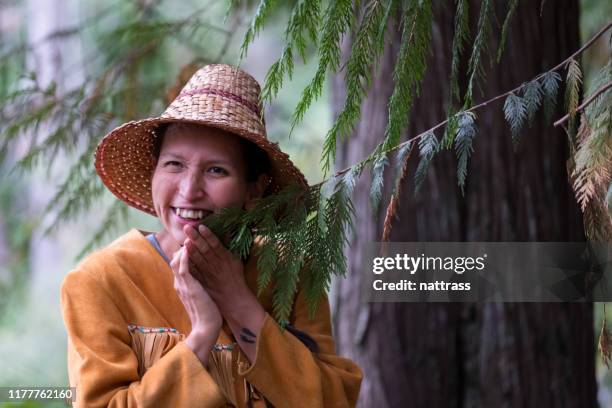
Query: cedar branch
554 80 612 127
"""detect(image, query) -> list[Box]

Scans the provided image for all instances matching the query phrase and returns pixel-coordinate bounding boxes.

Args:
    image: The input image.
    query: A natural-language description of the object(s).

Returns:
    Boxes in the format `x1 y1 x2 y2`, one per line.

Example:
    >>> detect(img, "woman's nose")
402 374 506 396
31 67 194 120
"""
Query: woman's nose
178 171 205 199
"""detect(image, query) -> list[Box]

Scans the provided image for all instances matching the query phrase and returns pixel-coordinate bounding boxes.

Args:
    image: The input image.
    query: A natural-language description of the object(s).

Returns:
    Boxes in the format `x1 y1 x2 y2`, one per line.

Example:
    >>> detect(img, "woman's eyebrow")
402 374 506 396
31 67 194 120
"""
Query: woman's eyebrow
206 159 236 167
159 152 184 160
159 153 237 167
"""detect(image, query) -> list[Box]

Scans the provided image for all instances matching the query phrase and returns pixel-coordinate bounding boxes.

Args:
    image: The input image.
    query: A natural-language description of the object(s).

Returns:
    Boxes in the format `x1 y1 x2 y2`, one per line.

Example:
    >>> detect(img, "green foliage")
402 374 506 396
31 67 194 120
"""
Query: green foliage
570 59 611 240
522 79 543 124
0 170 34 317
294 0 354 169
414 131 438 194
541 70 562 121
441 113 460 148
369 154 389 215
393 141 413 194
240 0 280 61
504 92 528 145
585 60 612 119
565 57 583 130
202 180 356 322
455 112 477 194
379 0 432 155
464 0 493 107
449 0 470 107
260 0 322 104
321 0 389 172
76 200 131 260
496 0 519 63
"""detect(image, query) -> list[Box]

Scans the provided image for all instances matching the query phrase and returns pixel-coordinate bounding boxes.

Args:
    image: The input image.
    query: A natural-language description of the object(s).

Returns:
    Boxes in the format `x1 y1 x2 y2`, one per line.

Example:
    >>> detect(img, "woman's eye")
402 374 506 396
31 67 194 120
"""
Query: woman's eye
208 166 227 175
164 161 182 167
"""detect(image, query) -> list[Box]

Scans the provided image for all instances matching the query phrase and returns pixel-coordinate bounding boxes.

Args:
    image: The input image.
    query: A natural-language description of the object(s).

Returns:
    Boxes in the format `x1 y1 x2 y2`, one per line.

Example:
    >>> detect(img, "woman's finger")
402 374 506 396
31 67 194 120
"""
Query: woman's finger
197 224 226 260
184 225 214 260
185 239 207 267
184 245 209 285
179 246 195 280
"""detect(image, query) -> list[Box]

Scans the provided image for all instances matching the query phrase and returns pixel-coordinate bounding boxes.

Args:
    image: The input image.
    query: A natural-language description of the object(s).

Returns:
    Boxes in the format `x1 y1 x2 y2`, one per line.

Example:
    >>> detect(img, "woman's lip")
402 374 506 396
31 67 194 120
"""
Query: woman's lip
171 208 207 227
171 206 209 211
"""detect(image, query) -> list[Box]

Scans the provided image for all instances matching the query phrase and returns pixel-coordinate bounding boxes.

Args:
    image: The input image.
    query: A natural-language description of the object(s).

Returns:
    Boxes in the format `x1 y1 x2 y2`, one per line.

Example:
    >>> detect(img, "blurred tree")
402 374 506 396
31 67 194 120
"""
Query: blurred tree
331 1 595 407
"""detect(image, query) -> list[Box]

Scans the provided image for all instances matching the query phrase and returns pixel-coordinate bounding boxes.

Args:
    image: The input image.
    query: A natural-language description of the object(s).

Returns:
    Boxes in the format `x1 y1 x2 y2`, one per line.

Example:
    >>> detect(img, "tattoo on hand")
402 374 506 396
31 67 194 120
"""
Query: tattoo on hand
240 328 256 344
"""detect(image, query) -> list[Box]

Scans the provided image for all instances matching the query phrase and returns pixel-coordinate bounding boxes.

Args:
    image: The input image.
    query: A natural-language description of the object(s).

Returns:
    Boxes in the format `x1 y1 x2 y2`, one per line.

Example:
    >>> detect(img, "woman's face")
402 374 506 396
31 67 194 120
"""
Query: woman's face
151 124 256 246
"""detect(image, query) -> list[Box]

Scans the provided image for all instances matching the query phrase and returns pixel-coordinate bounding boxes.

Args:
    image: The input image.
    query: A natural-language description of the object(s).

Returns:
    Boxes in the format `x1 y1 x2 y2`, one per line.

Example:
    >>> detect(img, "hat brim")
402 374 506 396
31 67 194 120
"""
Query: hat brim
94 117 308 217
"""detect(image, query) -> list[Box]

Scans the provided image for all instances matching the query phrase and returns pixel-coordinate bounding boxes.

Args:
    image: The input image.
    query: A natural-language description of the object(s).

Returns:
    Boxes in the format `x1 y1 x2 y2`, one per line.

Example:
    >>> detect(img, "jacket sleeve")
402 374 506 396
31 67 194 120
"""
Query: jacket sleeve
236 286 363 408
61 269 226 408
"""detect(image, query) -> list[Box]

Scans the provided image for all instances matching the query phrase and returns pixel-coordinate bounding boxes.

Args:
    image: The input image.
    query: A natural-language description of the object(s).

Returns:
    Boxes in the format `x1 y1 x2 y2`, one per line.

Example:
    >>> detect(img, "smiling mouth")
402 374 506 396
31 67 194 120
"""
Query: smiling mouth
172 207 212 221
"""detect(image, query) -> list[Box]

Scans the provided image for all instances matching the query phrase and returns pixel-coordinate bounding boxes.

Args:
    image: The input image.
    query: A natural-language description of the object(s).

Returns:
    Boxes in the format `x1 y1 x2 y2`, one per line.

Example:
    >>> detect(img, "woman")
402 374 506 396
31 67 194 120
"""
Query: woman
61 64 362 407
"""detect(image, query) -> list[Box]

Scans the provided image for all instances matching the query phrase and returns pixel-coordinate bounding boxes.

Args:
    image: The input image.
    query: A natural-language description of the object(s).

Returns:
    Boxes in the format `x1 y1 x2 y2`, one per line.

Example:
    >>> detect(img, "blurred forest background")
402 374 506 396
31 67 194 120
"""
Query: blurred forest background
0 0 610 407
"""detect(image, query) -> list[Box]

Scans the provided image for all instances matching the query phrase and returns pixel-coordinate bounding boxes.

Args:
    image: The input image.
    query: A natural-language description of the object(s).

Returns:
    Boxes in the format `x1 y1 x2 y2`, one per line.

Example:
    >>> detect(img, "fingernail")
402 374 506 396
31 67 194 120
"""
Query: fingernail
198 224 206 233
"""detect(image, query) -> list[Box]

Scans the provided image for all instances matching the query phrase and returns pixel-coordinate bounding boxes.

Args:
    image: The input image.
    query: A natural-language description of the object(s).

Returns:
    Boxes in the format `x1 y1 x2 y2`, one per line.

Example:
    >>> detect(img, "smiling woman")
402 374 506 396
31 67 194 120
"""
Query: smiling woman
60 64 362 407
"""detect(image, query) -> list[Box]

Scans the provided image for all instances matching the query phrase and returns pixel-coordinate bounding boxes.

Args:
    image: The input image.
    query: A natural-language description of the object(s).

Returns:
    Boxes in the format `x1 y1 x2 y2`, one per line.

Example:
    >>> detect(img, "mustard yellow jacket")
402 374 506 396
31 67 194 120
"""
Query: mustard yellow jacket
61 229 362 407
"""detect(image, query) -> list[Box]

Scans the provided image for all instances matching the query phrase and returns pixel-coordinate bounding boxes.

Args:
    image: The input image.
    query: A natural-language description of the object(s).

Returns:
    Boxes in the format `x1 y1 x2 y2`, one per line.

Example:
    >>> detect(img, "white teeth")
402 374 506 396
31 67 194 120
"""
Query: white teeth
174 208 205 220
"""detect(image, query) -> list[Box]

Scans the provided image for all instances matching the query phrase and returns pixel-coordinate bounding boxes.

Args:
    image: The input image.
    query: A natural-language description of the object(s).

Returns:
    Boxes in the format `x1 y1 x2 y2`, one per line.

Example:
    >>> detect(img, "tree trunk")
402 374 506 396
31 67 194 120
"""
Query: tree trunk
332 1 595 407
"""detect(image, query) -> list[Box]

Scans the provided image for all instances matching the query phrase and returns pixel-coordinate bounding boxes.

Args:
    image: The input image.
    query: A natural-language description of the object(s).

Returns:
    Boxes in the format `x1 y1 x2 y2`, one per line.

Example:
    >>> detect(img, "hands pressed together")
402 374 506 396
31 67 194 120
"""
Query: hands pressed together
170 224 266 367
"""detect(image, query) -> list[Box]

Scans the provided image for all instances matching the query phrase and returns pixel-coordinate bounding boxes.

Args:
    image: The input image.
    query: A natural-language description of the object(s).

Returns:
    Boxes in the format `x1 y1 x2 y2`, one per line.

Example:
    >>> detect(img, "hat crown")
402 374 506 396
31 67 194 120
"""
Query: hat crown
162 64 264 125
181 64 261 104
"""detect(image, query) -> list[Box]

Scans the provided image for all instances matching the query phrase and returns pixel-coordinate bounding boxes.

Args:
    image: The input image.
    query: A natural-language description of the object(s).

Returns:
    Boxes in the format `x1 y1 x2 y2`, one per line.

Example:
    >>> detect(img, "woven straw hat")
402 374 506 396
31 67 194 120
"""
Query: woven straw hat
94 64 308 216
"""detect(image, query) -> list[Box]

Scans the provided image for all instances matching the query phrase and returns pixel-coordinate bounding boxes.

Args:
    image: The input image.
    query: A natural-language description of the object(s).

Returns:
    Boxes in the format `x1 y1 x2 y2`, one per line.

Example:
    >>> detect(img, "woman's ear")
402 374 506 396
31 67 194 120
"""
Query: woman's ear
244 174 270 210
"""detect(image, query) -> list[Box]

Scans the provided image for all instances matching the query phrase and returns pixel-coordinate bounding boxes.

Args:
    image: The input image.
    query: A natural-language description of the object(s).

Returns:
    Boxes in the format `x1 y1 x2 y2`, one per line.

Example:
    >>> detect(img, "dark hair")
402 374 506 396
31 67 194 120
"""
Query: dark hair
152 123 271 183
240 137 270 183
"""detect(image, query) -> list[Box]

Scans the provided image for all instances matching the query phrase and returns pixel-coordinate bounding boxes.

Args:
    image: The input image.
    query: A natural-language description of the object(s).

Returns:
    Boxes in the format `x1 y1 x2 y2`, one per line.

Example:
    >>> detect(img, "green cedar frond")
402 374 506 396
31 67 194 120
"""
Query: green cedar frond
522 79 543 124
565 58 583 126
369 154 389 215
326 172 356 272
45 169 106 235
293 0 353 121
76 200 130 260
234 224 254 260
272 199 307 324
341 165 359 198
294 0 353 170
255 235 277 296
301 172 358 317
572 106 612 212
261 0 322 104
584 61 612 120
449 0 470 106
239 0 279 61
441 113 460 148
455 112 477 194
503 92 527 145
541 70 561 121
414 130 438 194
224 0 242 22
393 141 413 193
496 0 519 63
321 0 390 172
380 0 432 153
381 139 414 241
3 100 56 150
464 0 493 107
